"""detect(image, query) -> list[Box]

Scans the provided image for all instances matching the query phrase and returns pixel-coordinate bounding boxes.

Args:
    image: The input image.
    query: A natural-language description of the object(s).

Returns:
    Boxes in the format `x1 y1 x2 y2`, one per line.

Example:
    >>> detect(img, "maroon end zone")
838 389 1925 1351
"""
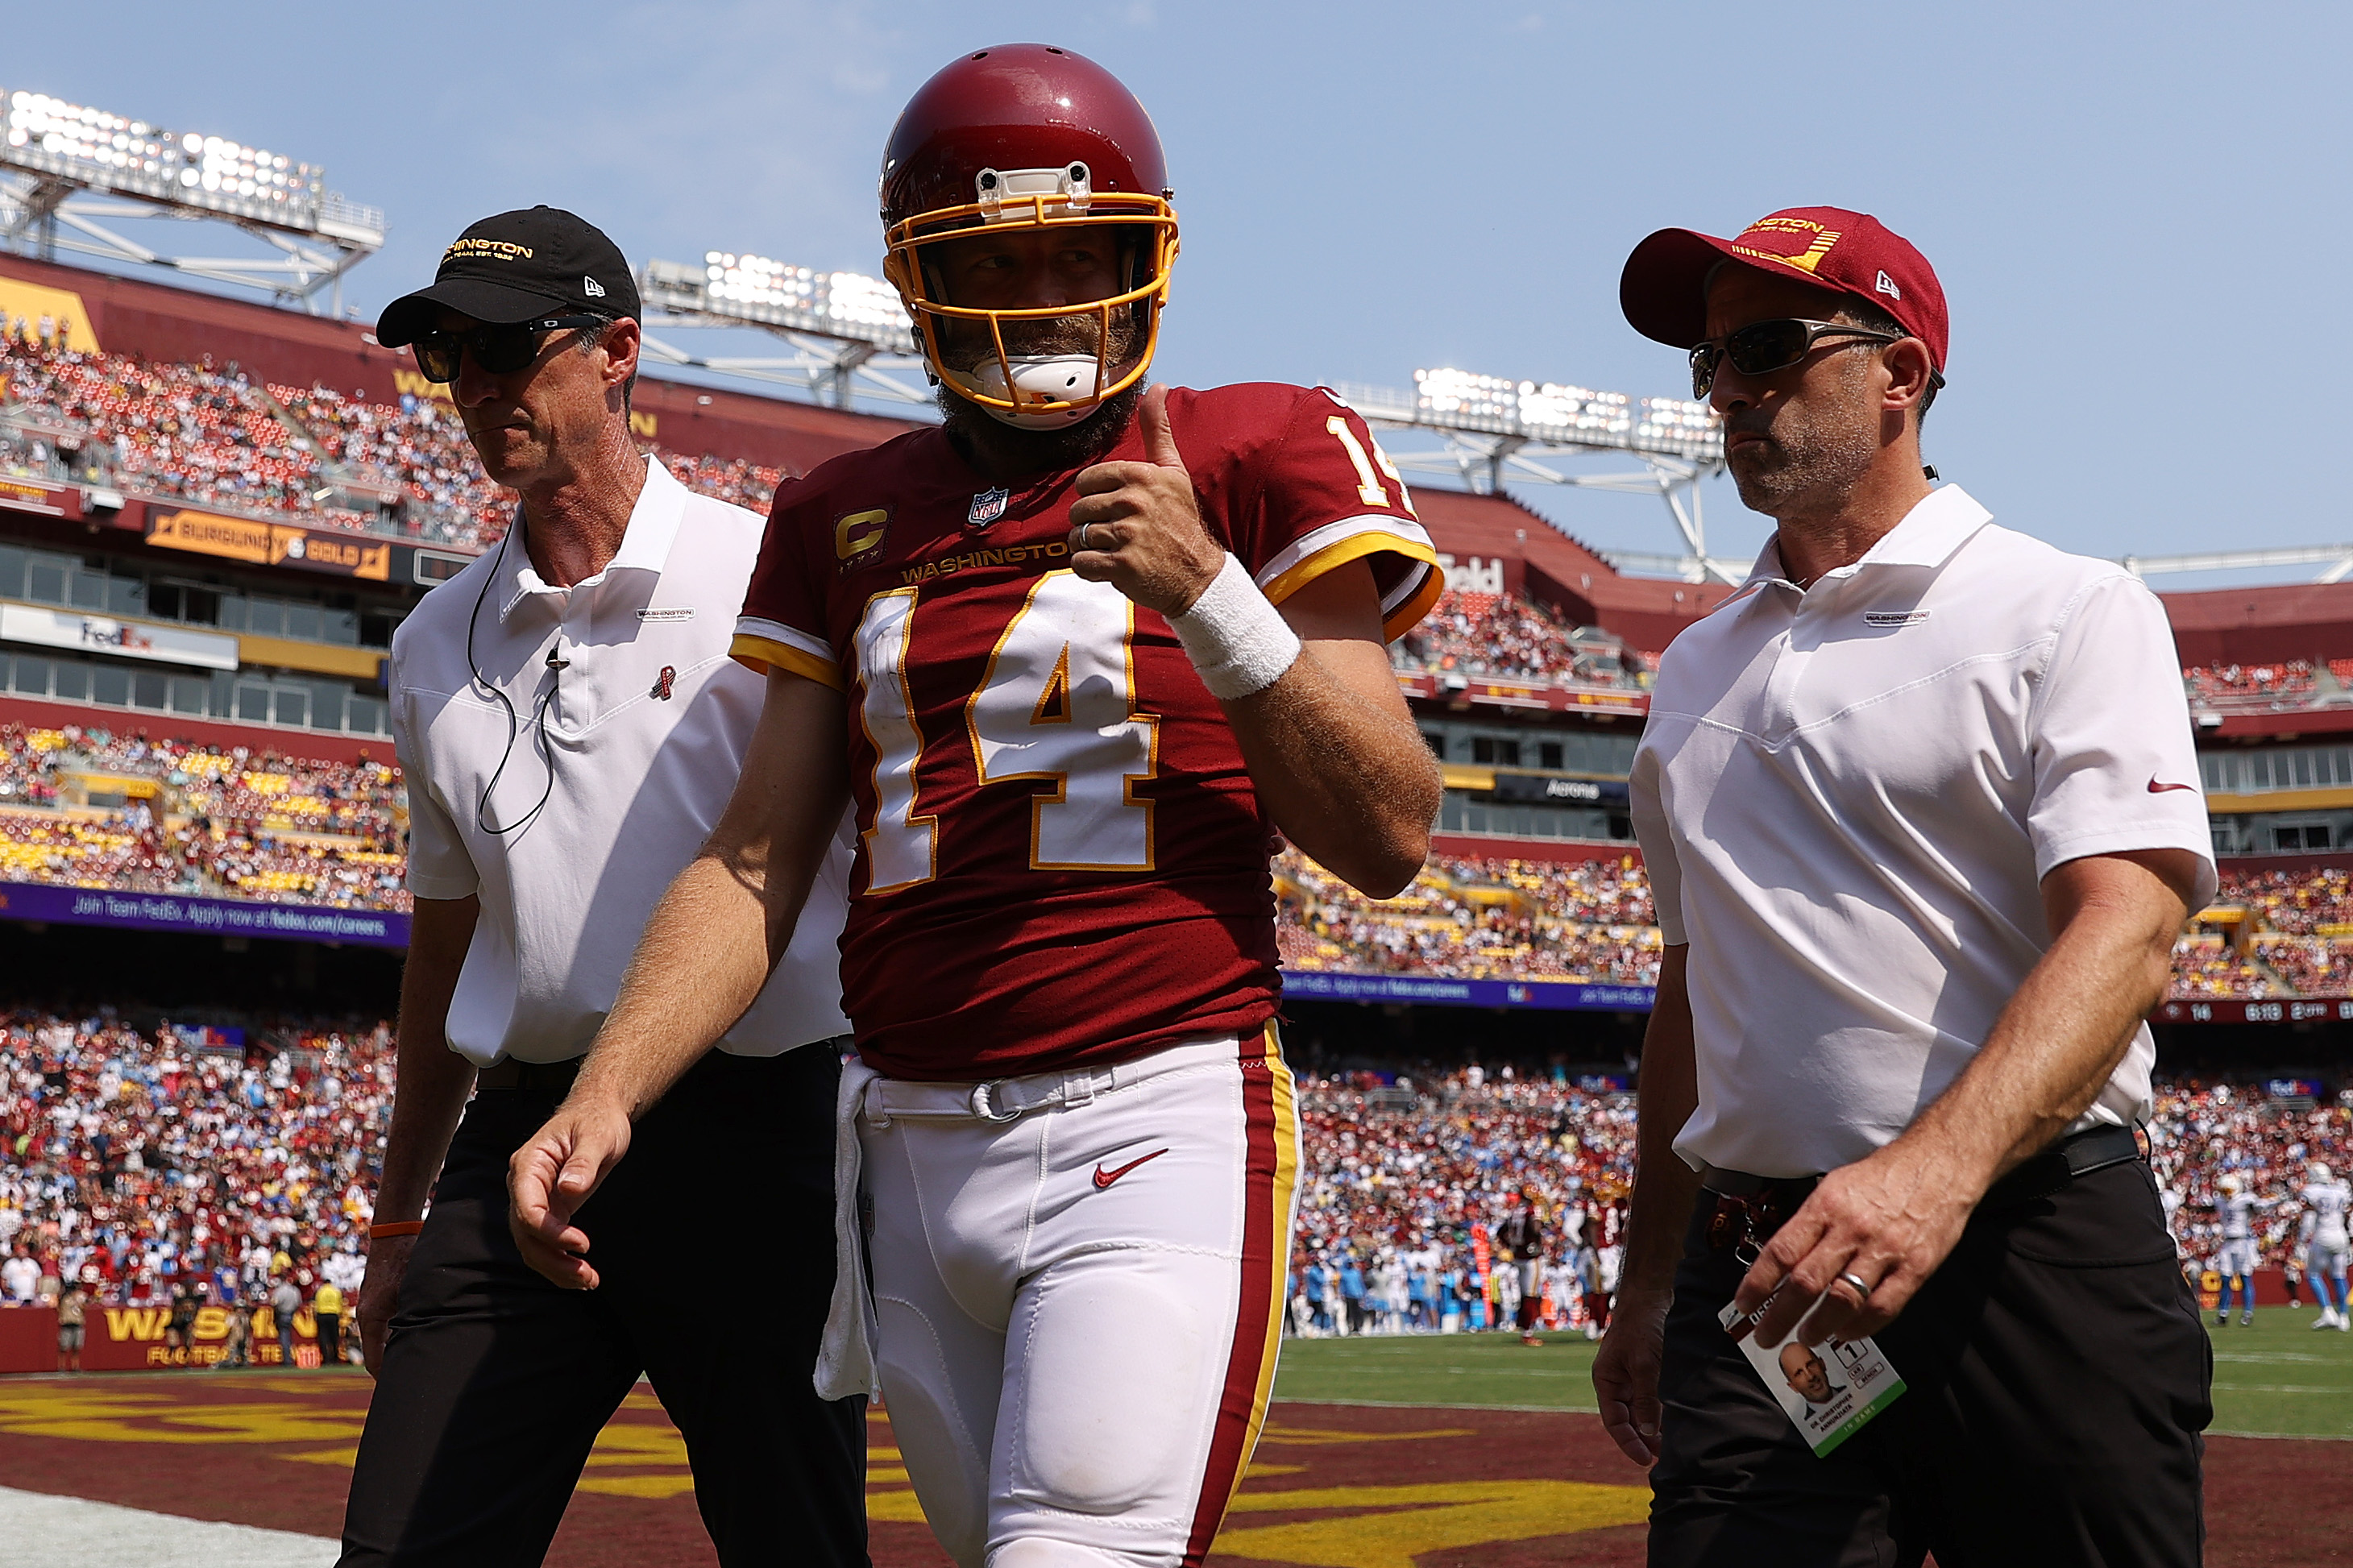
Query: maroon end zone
0 1374 2334 1566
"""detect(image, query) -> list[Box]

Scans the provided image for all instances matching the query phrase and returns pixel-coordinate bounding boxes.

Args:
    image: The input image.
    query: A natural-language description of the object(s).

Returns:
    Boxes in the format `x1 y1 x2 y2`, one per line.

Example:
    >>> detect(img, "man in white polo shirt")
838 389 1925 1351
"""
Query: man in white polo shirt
1594 207 2214 1566
338 208 865 1566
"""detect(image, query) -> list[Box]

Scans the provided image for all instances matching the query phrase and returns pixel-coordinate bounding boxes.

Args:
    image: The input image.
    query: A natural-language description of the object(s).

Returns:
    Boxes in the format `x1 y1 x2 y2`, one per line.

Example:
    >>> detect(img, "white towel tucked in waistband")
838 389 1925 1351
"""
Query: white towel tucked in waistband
814 1055 881 1402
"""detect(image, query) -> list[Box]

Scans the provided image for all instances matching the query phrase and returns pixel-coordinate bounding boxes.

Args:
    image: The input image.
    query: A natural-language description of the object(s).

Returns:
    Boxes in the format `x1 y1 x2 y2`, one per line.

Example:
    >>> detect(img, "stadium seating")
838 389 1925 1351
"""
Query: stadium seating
2179 659 2351 713
0 725 408 911
657 450 789 516
0 338 803 552
19 732 2353 1002
2156 868 2353 1000
1396 588 1649 689
0 1007 384 1304
2251 935 2353 998
0 338 356 525
2169 933 2281 1000
0 1008 2343 1313
269 382 508 548
1275 848 1661 985
2154 1080 2353 1271
2219 866 2353 935
2185 660 2317 702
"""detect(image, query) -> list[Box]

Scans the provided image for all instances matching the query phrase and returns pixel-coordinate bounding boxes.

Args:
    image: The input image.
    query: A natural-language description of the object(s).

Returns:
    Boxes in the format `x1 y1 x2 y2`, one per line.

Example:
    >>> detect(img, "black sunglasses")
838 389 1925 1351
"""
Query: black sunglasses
1689 317 1928 400
411 314 608 384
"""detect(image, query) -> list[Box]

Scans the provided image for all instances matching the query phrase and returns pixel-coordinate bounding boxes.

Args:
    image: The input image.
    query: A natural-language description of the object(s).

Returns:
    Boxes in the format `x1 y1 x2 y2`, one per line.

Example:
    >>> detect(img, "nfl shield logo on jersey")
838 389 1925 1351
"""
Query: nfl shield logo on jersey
967 487 1011 529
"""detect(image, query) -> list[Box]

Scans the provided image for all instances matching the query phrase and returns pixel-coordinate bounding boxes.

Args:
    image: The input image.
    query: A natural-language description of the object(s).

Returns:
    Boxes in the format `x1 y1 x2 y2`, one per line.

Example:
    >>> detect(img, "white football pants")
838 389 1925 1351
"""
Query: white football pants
857 1027 1300 1568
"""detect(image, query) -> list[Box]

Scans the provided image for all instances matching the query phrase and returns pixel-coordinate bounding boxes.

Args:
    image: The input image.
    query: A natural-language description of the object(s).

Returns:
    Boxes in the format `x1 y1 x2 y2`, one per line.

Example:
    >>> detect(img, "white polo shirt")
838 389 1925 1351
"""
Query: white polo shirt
1630 484 2215 1178
391 456 853 1066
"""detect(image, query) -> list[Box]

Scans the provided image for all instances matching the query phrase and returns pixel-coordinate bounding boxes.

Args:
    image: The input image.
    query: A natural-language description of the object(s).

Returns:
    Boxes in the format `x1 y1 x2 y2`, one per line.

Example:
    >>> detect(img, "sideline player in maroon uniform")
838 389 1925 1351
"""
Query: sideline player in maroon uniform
508 44 1444 1568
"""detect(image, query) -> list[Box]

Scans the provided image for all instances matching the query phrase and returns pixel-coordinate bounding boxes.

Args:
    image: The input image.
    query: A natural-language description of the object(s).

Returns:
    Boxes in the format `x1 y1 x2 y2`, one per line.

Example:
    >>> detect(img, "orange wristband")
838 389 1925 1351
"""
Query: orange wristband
367 1221 425 1240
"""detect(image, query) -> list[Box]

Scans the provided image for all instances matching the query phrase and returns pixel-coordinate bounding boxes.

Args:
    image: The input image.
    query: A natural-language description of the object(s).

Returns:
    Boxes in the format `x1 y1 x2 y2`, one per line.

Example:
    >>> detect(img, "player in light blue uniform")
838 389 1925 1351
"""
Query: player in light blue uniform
2213 1173 2268 1327
2301 1162 2351 1331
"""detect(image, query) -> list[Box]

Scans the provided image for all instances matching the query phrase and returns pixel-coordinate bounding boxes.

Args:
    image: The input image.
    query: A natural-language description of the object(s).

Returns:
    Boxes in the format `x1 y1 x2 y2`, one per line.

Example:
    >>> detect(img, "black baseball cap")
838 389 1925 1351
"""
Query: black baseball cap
376 206 640 348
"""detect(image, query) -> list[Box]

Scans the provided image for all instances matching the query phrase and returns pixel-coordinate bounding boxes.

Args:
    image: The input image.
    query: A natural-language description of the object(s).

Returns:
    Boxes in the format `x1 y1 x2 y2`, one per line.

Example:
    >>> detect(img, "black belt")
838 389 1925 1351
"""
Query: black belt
1700 1122 2145 1252
474 1056 583 1091
472 1037 856 1093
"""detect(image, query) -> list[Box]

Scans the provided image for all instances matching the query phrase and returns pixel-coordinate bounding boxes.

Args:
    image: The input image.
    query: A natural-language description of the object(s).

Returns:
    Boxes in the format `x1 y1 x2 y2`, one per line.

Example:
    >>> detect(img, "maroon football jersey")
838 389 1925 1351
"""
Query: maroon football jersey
734 383 1442 1080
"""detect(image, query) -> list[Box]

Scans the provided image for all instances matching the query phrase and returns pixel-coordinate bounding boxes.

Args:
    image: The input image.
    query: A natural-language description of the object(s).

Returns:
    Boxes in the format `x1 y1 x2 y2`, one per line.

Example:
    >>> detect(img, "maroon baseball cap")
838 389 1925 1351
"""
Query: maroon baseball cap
1621 206 1948 371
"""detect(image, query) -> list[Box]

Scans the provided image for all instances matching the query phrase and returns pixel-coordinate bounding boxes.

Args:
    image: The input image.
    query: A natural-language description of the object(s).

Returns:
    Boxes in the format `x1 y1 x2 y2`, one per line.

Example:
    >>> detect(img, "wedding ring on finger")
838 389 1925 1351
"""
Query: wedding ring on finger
1836 1271 1873 1300
1085 522 1110 552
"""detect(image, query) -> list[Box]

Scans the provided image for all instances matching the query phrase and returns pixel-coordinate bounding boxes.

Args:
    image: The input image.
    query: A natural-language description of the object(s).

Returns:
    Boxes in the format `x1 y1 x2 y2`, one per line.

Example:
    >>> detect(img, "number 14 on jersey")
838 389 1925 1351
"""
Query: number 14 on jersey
853 572 1160 894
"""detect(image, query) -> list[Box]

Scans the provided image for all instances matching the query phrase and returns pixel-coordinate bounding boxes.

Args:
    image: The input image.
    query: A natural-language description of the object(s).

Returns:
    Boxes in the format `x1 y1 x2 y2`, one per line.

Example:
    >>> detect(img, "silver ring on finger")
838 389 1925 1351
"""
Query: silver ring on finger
1084 522 1107 552
1836 1271 1872 1300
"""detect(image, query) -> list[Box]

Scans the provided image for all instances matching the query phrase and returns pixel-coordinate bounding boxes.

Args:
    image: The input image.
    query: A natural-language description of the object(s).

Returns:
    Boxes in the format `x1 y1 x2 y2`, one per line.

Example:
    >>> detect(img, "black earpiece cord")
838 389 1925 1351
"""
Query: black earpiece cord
465 521 561 837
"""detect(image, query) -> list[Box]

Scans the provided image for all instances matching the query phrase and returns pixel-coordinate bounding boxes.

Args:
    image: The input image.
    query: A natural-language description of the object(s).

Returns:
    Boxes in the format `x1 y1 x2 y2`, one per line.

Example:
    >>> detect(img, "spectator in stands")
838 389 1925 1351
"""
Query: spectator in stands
220 1297 252 1369
1 1242 35 1302
342 207 864 1568
56 1269 88 1371
1608 208 2212 1564
269 1274 301 1367
165 1277 198 1353
313 1275 344 1366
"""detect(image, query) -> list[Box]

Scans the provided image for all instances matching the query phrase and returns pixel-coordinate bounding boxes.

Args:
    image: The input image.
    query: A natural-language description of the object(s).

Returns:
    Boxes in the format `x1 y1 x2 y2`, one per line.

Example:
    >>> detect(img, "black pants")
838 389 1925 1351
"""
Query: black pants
319 1311 342 1364
338 1047 865 1567
1650 1158 2210 1568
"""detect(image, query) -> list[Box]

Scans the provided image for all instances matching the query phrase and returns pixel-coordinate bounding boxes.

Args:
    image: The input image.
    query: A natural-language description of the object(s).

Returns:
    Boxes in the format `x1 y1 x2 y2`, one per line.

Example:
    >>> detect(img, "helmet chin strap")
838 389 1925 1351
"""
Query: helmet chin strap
942 353 1114 430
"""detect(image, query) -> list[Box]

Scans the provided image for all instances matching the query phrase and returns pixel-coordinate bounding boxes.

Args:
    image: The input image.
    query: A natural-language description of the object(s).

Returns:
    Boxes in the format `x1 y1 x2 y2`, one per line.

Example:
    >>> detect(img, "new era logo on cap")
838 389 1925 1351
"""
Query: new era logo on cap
1620 205 1949 374
376 205 641 351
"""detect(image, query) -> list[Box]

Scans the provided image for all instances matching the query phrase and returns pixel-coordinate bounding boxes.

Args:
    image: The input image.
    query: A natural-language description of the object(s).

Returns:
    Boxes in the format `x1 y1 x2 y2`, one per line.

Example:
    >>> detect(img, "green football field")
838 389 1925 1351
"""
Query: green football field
1270 1305 2353 1439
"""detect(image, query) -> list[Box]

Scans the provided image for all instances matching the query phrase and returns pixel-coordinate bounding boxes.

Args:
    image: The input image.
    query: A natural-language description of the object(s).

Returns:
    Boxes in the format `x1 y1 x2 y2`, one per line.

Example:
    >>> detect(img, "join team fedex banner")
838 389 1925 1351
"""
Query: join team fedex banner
1282 969 1656 1012
0 880 410 948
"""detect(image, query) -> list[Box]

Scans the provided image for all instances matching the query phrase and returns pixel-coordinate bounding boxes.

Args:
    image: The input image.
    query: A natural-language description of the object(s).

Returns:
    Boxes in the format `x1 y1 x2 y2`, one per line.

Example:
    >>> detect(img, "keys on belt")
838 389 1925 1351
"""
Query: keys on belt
1704 1179 1816 1263
1699 1123 2148 1262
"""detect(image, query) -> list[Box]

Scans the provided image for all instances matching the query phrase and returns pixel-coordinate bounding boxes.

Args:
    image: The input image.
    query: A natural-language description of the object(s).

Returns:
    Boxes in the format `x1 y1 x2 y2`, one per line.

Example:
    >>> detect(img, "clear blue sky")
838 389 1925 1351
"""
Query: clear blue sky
6 1 2347 571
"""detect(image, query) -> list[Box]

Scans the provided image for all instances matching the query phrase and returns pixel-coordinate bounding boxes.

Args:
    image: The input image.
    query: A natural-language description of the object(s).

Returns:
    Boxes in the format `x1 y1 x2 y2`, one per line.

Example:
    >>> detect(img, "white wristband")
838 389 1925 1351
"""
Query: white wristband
1168 552 1301 701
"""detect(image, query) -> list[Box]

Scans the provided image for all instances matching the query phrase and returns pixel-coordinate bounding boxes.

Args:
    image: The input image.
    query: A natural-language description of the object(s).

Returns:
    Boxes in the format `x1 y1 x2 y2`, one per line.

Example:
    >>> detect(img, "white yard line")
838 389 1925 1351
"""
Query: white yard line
0 1485 337 1568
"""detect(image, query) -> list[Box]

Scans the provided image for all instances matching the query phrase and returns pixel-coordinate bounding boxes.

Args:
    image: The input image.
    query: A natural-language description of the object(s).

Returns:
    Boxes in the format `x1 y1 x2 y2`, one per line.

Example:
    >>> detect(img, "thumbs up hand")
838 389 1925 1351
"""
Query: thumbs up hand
1069 384 1226 616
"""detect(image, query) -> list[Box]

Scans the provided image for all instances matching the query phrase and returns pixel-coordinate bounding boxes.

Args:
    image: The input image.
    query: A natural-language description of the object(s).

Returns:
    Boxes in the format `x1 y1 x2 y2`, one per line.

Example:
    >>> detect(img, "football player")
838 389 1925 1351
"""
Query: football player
2213 1172 2270 1326
508 43 1443 1568
2302 1161 2351 1331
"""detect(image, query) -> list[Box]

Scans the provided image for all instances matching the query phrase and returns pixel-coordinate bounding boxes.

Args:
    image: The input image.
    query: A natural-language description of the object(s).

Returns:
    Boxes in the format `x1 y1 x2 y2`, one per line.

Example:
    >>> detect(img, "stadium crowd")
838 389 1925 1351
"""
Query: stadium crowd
1287 1068 1634 1336
2183 660 2320 706
268 383 507 549
0 1006 380 1347
0 331 809 557
0 331 809 554
1396 589 1649 690
15 728 2353 998
0 1005 2345 1349
1284 1069 2353 1339
2221 866 2353 934
0 334 352 525
0 724 408 911
2152 1078 2353 1276
1275 848 1662 987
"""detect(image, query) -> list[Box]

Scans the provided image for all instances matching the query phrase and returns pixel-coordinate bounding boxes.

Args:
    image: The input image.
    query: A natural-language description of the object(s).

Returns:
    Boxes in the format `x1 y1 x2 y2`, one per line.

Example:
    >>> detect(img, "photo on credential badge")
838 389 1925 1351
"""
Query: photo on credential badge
1719 1300 1908 1457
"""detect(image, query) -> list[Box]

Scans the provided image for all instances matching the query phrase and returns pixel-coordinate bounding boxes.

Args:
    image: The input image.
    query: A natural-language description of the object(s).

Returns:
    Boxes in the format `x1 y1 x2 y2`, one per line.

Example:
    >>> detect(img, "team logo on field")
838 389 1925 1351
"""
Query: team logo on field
967 487 1011 530
835 508 890 572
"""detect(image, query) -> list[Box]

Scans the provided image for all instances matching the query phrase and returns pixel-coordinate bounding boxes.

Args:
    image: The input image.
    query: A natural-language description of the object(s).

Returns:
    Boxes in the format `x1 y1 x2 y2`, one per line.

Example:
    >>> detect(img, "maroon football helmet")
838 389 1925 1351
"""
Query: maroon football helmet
880 44 1179 428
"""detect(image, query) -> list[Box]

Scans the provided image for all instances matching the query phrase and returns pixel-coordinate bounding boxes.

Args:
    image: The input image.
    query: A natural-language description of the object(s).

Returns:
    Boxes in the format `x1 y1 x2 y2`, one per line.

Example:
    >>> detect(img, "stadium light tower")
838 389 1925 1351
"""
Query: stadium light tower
635 253 933 411
0 87 384 315
1335 370 1736 583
